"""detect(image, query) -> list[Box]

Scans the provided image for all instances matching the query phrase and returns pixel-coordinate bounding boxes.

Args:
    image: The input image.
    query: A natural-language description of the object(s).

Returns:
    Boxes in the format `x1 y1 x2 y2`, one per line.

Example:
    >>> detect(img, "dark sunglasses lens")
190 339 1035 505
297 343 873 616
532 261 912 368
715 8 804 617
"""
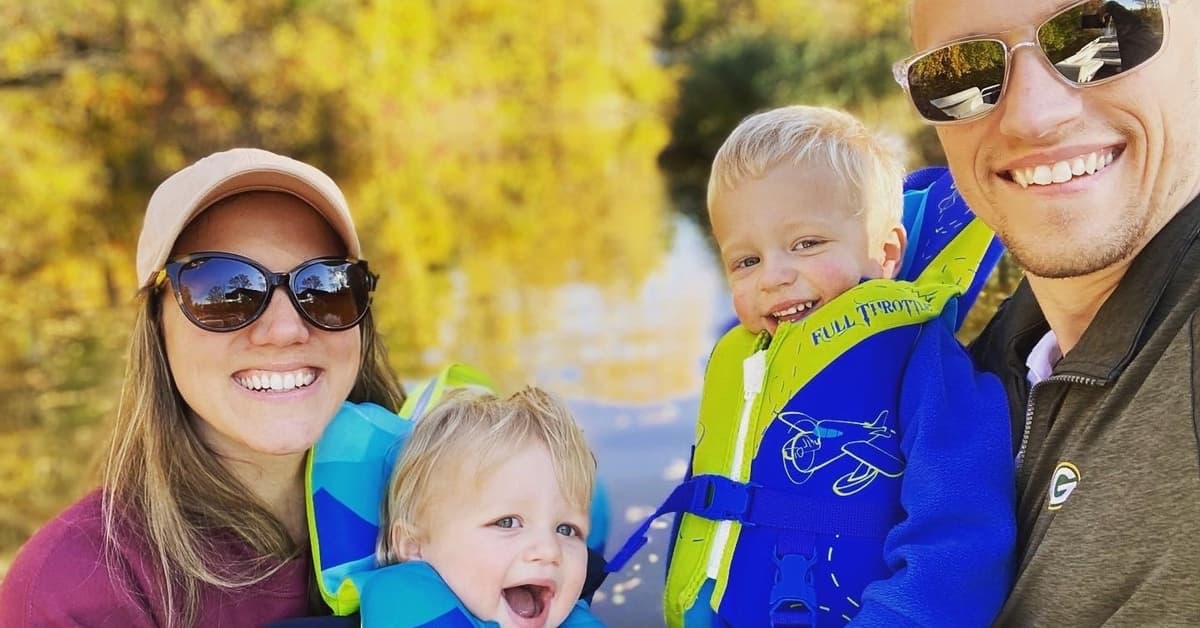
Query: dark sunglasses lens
175 257 268 330
1040 0 1164 85
908 40 1007 122
291 261 371 330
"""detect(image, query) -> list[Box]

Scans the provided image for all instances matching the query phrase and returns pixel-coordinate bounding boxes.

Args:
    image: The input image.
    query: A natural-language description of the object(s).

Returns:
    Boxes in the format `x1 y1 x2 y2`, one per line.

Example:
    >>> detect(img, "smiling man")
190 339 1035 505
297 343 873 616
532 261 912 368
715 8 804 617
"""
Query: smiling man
898 0 1200 624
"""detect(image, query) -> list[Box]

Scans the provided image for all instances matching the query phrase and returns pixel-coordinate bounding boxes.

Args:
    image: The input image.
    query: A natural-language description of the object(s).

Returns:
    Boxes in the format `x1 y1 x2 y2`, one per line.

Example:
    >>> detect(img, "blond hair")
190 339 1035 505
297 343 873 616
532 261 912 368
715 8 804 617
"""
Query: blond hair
707 105 905 242
378 387 595 564
101 291 404 627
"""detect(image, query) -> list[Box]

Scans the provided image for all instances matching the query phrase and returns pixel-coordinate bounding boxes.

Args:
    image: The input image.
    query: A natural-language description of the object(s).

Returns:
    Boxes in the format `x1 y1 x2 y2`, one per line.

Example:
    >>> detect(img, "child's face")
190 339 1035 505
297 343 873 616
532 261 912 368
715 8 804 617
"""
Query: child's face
395 442 589 628
711 161 904 336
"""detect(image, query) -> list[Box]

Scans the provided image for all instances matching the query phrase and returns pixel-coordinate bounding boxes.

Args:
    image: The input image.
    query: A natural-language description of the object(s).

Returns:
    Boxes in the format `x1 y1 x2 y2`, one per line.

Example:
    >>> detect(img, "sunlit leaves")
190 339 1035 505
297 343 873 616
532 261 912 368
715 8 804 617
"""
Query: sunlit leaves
0 1 674 532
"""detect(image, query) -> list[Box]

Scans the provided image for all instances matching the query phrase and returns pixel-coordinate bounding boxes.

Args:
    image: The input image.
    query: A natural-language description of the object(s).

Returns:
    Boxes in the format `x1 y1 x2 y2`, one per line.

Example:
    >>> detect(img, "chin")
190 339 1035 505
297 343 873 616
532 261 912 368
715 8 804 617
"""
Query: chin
1006 228 1141 279
243 428 327 457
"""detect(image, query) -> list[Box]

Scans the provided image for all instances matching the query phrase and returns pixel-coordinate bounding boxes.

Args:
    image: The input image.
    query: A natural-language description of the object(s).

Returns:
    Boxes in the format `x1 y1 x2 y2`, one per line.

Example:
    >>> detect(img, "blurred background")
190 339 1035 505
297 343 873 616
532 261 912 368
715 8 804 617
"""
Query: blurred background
0 0 1019 624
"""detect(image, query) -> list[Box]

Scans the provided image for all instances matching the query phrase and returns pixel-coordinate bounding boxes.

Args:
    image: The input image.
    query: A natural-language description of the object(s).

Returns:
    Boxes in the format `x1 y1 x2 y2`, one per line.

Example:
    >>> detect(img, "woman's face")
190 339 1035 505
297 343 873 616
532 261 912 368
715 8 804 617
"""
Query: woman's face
160 191 362 467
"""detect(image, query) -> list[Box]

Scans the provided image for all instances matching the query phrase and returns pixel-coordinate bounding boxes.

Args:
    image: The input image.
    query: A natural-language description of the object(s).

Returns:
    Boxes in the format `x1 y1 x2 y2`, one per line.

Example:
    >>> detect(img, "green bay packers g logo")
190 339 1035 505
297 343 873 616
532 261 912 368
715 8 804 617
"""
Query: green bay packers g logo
1048 461 1081 511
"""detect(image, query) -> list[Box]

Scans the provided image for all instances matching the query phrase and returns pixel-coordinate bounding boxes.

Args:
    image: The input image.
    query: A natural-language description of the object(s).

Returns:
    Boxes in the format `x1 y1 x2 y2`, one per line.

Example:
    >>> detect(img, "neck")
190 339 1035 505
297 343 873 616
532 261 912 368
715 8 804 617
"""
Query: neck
224 452 310 543
1025 260 1131 355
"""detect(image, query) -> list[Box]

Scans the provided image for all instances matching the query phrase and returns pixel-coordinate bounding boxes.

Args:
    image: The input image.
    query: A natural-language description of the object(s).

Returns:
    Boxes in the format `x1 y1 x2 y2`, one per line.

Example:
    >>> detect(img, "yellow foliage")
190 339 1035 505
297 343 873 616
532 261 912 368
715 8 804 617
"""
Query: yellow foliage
0 0 678 548
0 0 944 577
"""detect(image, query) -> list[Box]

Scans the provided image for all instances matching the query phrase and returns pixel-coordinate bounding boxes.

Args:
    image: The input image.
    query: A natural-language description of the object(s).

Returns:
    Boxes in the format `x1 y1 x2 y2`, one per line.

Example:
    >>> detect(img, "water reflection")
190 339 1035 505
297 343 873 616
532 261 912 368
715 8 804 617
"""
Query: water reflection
496 217 726 624
410 216 726 624
564 218 727 625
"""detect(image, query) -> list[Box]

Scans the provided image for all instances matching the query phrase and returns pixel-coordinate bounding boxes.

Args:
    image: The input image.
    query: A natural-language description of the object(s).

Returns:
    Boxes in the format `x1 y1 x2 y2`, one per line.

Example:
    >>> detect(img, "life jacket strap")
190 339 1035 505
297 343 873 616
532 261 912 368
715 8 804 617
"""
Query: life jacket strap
607 474 897 573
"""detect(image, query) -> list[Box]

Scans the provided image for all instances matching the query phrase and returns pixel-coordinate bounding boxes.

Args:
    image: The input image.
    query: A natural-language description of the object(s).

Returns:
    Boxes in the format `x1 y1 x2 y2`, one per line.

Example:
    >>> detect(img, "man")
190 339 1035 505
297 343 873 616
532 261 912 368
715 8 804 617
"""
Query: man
898 0 1200 625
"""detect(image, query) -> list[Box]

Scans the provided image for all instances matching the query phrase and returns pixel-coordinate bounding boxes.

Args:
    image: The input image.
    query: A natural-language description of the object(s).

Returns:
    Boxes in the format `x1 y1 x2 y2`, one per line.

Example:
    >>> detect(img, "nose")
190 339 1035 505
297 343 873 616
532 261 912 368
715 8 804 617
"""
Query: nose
996 43 1084 141
247 287 311 346
757 254 798 293
524 528 562 565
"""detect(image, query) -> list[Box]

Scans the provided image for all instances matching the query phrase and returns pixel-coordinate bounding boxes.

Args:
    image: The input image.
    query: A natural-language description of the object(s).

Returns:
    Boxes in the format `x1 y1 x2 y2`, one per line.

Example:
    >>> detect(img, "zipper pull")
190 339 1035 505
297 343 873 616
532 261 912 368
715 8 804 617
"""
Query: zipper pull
744 350 767 400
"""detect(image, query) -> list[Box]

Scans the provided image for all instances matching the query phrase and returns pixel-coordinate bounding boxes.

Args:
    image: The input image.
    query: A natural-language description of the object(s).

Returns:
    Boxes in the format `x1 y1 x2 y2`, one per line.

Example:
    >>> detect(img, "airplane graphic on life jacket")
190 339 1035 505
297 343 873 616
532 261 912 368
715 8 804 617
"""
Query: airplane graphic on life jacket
777 410 905 496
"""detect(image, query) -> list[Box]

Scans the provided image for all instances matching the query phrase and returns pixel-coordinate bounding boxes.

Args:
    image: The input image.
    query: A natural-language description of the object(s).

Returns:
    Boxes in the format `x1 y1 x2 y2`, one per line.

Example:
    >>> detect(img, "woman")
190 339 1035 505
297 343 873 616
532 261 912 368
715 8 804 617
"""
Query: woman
0 148 404 626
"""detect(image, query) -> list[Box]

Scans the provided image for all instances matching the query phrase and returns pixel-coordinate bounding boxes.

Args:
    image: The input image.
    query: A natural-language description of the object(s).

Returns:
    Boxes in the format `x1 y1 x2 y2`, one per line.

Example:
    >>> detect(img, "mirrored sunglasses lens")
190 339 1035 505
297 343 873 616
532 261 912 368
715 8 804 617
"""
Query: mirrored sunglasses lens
291 261 370 329
177 257 268 330
908 40 1006 122
1040 0 1164 85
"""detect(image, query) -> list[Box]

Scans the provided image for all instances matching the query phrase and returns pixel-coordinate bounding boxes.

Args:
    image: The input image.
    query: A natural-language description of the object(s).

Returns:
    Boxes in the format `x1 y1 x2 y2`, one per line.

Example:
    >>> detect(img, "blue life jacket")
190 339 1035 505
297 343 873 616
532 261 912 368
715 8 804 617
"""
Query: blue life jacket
306 364 609 622
357 561 603 627
607 167 1005 627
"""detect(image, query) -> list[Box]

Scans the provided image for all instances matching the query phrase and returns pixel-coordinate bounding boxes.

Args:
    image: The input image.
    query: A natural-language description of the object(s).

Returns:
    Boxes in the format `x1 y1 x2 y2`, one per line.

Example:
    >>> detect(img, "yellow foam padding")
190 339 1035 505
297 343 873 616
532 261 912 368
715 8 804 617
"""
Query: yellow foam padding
399 363 496 419
913 218 996 290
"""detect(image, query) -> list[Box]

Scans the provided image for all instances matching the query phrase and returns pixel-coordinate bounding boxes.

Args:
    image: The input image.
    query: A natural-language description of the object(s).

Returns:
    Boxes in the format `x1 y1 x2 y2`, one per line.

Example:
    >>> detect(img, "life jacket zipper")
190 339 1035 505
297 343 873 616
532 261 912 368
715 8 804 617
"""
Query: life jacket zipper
706 350 767 578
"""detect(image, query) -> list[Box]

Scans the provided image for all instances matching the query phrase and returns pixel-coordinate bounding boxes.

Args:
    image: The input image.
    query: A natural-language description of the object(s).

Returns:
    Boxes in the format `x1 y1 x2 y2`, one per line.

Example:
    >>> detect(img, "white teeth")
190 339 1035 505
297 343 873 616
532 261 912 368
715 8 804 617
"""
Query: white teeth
1013 169 1028 188
1051 161 1072 183
1009 150 1116 188
771 302 816 319
1033 165 1053 185
236 369 317 392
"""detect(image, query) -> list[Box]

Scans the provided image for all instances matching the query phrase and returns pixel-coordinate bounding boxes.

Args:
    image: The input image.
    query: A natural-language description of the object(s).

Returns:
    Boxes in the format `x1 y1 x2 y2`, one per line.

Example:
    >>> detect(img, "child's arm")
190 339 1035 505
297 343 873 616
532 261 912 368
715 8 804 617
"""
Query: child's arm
851 322 1016 627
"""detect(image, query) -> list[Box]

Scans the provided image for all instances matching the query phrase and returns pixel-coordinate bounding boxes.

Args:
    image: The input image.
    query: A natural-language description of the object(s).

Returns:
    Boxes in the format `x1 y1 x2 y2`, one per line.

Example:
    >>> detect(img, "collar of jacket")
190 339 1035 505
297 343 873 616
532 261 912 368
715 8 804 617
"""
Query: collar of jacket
999 191 1200 385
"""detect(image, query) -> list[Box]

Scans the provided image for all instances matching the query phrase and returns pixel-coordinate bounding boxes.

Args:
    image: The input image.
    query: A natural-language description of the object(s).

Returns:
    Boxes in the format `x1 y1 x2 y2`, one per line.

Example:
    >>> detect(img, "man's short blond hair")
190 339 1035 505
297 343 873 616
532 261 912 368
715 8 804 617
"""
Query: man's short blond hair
378 386 596 564
707 105 905 240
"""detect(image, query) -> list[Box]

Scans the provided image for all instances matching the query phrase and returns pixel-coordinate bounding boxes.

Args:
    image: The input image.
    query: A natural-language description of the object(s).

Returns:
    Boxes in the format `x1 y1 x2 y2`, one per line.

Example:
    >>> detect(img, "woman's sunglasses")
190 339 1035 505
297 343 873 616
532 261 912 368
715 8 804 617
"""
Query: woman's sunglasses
156 252 377 332
894 0 1169 124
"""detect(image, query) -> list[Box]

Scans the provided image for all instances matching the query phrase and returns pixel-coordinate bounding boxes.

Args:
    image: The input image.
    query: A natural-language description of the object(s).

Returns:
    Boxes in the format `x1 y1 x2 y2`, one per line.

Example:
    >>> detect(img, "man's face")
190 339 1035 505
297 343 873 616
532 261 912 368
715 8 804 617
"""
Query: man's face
910 0 1200 279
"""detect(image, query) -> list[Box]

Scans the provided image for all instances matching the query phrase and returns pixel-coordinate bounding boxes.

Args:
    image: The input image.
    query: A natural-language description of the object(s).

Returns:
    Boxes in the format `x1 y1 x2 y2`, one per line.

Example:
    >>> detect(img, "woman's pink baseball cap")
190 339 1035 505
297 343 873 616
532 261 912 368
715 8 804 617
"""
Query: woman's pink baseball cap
135 147 361 287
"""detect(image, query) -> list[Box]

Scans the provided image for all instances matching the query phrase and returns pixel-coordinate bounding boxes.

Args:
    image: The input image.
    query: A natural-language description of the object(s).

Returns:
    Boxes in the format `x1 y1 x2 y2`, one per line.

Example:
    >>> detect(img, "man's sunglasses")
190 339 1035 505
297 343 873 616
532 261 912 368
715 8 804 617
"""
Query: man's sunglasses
894 0 1169 124
156 252 377 332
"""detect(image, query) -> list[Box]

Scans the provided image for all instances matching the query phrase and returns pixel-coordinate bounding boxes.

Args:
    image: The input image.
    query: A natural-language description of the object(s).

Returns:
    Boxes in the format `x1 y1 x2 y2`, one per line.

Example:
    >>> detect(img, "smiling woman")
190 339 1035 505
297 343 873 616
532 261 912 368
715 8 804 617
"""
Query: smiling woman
0 148 405 627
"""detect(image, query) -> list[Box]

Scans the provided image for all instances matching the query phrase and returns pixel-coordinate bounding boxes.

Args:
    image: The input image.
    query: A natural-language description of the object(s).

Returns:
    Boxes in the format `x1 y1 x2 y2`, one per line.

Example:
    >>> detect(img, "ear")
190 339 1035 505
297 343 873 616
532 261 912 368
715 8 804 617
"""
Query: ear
390 522 424 562
877 224 907 280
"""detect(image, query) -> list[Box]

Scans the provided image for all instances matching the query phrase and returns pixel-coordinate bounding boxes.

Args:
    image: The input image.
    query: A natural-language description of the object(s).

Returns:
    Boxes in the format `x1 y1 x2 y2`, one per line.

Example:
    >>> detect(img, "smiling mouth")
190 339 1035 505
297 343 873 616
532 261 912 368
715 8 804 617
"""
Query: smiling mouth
770 301 819 324
1002 148 1123 189
503 583 552 625
234 368 317 392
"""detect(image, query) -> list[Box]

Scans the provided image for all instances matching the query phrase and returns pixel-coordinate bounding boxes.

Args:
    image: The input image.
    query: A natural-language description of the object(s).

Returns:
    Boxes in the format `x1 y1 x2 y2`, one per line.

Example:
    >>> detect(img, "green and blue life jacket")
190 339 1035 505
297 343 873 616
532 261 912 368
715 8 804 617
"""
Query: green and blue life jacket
357 561 602 627
305 364 607 626
607 167 1014 627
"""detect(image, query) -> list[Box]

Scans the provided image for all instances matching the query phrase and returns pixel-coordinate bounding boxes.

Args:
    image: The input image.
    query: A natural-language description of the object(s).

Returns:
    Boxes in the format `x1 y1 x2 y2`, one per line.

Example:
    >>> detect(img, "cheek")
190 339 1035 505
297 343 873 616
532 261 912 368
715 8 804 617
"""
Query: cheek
731 286 754 312
810 257 866 292
554 543 590 608
934 128 982 181
567 543 589 583
160 306 211 392
323 331 363 387
729 279 763 329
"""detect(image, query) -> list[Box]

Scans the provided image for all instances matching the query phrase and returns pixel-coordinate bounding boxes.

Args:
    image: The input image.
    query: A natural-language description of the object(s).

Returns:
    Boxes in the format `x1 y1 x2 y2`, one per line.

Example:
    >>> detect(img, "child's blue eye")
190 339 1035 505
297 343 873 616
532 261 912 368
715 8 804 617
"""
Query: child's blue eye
493 516 520 529
793 239 824 250
556 523 582 537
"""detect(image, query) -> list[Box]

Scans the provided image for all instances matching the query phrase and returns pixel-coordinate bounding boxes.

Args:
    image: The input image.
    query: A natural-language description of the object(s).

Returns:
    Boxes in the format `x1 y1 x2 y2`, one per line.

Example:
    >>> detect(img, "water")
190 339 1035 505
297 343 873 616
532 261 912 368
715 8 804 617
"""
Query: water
535 217 729 626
